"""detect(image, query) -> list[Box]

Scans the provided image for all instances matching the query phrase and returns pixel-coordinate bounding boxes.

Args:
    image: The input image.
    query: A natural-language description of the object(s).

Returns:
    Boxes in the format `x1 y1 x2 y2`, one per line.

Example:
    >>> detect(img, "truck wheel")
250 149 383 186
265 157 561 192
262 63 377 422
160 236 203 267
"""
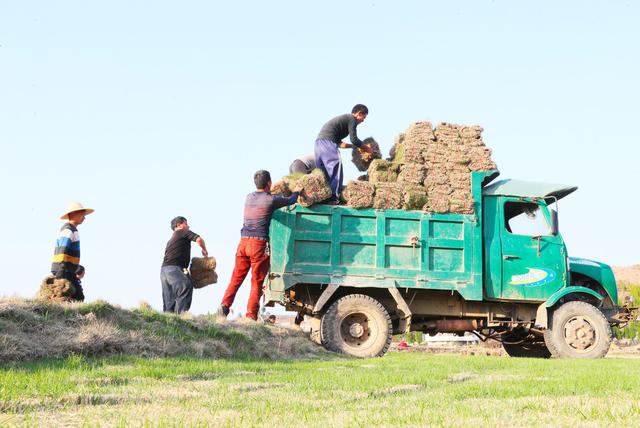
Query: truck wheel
321 294 392 358
502 333 551 358
543 301 612 359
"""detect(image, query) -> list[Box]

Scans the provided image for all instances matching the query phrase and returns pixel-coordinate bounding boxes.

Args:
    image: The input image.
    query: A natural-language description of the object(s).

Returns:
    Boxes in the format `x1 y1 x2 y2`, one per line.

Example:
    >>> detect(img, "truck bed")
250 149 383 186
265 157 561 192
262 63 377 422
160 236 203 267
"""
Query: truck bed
265 171 497 305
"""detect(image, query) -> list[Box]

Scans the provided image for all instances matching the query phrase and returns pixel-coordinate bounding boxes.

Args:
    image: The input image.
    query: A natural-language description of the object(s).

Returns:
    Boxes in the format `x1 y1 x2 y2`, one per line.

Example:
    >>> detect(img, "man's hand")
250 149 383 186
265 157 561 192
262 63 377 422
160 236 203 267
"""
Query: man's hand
339 142 353 149
360 144 373 155
293 182 304 193
202 249 208 258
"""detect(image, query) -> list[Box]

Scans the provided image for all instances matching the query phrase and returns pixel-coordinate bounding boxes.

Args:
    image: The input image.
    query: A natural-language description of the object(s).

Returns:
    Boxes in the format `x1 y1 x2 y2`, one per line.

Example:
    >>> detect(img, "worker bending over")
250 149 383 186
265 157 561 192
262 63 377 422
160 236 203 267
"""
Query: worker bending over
314 104 371 204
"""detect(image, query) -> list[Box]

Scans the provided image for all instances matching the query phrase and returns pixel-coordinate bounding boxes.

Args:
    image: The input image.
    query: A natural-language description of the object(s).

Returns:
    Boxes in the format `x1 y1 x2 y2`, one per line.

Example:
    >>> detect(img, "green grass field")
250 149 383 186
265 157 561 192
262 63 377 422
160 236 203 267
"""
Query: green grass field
2 353 640 427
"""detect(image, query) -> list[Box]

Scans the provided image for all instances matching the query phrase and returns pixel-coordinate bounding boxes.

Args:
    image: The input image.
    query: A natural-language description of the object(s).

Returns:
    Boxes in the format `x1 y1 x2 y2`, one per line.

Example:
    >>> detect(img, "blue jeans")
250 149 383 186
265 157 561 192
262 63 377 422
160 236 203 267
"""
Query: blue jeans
160 265 193 313
315 139 343 197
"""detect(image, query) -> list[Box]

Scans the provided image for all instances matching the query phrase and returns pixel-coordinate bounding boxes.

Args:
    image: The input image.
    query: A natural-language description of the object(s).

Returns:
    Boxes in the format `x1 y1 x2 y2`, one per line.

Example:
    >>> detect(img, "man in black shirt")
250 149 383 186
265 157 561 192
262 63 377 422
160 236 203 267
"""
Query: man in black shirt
315 104 372 203
161 216 208 313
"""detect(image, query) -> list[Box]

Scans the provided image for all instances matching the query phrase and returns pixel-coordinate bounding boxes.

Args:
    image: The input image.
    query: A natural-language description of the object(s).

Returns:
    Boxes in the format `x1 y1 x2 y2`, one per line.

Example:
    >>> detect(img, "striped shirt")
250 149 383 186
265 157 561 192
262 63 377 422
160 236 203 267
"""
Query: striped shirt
240 191 299 239
51 222 80 275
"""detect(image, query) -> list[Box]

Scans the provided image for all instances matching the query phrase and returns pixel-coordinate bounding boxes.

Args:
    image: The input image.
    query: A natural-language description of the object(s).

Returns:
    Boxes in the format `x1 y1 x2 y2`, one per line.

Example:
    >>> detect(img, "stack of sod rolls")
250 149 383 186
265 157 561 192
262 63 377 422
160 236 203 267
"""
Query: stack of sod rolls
189 257 218 289
342 121 497 213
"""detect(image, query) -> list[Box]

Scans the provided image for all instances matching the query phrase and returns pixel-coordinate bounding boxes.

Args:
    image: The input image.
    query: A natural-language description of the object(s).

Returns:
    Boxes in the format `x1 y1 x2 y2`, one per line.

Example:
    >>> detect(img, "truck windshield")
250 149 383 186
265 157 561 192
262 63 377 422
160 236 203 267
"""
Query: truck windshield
504 201 551 236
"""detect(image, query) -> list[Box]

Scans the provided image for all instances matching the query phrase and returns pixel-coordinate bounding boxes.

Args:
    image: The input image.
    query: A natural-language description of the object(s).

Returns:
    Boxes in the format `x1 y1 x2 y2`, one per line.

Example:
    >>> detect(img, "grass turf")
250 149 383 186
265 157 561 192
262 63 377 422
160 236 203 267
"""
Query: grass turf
2 353 640 427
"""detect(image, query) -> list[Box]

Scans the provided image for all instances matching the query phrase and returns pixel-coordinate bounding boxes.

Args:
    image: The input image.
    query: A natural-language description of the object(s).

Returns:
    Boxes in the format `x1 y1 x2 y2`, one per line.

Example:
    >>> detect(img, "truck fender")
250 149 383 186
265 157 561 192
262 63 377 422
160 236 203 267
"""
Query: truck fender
312 285 413 334
312 284 339 314
534 286 604 328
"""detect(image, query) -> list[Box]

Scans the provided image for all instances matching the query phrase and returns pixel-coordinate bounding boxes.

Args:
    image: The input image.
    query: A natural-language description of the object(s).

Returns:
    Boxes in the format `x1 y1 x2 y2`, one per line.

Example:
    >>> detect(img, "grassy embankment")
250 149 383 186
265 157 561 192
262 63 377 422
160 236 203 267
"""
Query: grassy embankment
0 298 326 363
2 353 640 426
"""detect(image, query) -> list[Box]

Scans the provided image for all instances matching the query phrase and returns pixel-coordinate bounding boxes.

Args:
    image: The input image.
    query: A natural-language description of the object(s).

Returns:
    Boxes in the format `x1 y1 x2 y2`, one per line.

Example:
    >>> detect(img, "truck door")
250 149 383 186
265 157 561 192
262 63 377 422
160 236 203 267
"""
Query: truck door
499 198 566 301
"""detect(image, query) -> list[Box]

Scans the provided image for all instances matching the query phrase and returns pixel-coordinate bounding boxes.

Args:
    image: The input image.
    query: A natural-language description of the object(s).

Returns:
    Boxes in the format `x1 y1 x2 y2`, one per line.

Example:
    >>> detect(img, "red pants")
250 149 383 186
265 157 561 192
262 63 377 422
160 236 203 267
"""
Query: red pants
221 237 270 320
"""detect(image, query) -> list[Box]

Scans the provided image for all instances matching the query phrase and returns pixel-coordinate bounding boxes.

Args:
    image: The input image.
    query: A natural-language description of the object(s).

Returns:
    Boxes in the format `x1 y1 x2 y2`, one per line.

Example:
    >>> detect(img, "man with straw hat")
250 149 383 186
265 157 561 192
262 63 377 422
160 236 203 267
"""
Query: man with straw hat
51 202 94 302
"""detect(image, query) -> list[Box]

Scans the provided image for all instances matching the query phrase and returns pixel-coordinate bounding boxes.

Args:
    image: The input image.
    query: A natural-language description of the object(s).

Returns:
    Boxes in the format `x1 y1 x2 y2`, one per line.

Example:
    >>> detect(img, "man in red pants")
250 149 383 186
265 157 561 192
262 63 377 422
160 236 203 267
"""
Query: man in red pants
217 170 299 321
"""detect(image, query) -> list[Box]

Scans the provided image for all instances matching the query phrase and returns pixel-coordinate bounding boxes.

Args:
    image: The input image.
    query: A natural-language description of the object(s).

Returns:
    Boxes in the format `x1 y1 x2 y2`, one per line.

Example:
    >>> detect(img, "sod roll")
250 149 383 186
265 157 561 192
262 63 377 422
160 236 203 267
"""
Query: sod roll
190 257 218 289
342 180 375 208
297 169 332 207
37 276 75 302
351 137 382 171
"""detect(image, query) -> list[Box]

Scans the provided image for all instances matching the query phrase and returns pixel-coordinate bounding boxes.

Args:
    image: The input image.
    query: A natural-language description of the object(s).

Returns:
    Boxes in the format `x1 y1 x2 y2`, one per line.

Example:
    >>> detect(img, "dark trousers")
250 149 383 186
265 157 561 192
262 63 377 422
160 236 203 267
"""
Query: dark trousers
160 265 194 313
221 237 270 320
54 270 85 301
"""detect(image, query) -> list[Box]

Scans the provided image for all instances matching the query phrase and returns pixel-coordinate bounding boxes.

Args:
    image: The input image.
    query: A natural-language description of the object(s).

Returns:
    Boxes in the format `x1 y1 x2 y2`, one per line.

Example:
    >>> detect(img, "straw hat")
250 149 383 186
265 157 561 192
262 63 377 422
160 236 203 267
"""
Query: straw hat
60 202 95 220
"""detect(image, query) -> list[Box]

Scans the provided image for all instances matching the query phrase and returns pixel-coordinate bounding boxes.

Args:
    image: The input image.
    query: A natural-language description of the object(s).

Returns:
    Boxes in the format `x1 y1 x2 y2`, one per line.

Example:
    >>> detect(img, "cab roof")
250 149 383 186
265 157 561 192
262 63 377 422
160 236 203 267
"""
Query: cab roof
482 179 578 202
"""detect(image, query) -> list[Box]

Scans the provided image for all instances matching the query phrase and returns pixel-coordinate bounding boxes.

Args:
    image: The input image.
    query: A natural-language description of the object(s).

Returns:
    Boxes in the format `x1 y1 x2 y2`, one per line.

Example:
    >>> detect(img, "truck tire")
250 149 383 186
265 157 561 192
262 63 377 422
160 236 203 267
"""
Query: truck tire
502 334 551 358
543 301 612 359
320 294 392 358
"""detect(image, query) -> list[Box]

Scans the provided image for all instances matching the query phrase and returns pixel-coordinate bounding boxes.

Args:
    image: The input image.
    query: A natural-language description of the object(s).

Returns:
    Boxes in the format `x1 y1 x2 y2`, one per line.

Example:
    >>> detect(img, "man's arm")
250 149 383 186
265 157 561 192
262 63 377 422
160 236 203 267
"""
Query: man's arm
272 192 299 210
348 116 364 148
195 236 208 258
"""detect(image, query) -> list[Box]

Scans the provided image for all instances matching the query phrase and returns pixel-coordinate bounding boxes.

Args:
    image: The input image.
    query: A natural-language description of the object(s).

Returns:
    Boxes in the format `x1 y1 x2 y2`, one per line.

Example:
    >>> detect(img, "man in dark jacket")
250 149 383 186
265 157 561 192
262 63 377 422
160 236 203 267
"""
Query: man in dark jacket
216 170 299 321
161 216 208 313
315 104 371 203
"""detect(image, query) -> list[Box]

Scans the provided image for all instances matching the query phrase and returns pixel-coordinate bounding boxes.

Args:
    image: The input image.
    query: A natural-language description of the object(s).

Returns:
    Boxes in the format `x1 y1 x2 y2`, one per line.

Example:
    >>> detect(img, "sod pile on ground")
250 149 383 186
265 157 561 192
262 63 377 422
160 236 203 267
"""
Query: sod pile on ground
342 121 497 214
351 137 382 171
37 276 75 302
189 257 217 289
0 298 327 364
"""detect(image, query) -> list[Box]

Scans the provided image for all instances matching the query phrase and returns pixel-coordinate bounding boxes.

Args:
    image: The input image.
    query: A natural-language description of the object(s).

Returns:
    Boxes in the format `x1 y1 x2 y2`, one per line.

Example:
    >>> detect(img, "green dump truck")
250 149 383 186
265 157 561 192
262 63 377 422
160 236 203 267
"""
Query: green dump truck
264 170 635 358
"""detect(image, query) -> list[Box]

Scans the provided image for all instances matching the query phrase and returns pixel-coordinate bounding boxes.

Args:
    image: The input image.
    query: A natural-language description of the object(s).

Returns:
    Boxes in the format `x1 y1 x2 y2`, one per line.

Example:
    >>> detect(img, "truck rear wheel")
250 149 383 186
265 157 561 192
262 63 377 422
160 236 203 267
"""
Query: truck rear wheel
543 301 612 358
321 294 392 358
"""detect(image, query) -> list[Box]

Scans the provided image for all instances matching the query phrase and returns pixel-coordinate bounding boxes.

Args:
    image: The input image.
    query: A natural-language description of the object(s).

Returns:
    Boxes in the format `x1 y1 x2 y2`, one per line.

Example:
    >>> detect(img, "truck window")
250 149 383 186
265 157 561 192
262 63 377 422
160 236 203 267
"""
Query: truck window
504 201 551 236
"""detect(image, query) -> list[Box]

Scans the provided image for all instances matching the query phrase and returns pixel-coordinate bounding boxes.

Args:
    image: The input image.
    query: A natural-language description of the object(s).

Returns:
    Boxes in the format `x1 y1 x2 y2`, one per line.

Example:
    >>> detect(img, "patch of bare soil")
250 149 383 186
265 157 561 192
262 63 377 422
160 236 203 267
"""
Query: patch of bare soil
389 342 506 357
390 340 640 358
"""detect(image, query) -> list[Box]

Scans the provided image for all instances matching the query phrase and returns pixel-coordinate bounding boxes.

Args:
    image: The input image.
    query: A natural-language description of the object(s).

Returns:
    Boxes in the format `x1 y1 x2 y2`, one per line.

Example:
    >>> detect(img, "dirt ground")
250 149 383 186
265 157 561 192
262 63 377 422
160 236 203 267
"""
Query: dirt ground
613 264 640 284
389 341 640 358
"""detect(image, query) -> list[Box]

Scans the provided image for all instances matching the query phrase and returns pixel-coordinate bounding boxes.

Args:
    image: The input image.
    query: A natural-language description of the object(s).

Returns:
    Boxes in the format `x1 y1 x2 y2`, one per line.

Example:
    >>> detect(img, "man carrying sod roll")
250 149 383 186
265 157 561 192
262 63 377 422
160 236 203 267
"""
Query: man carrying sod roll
161 216 208 314
314 104 372 204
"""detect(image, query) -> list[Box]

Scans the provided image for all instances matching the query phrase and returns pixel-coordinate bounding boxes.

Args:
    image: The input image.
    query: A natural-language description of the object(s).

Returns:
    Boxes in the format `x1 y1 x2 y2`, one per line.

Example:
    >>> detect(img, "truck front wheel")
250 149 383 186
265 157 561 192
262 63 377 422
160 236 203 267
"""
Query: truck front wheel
543 301 612 358
321 294 392 358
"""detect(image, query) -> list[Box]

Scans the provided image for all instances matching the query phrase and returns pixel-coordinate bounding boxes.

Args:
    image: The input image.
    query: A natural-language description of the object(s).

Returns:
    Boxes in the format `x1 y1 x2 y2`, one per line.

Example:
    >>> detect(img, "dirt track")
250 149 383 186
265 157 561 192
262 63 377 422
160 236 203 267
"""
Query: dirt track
389 341 640 358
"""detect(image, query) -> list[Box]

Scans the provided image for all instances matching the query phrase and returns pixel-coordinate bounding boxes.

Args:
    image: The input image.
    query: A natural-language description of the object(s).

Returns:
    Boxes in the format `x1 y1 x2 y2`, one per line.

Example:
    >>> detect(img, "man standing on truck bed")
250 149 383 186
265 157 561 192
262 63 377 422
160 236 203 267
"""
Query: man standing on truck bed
161 216 208 314
315 104 371 204
216 170 299 321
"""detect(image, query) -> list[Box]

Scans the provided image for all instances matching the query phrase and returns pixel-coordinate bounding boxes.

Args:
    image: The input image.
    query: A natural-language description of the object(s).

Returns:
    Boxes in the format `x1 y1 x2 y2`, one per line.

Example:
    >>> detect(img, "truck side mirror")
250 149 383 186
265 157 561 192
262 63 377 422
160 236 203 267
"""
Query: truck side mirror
550 209 559 236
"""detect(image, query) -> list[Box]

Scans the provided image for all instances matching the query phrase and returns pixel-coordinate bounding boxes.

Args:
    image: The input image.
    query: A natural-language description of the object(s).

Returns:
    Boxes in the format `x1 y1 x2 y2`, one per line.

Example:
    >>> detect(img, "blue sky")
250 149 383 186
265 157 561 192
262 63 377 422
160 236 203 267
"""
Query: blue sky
1 1 638 315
